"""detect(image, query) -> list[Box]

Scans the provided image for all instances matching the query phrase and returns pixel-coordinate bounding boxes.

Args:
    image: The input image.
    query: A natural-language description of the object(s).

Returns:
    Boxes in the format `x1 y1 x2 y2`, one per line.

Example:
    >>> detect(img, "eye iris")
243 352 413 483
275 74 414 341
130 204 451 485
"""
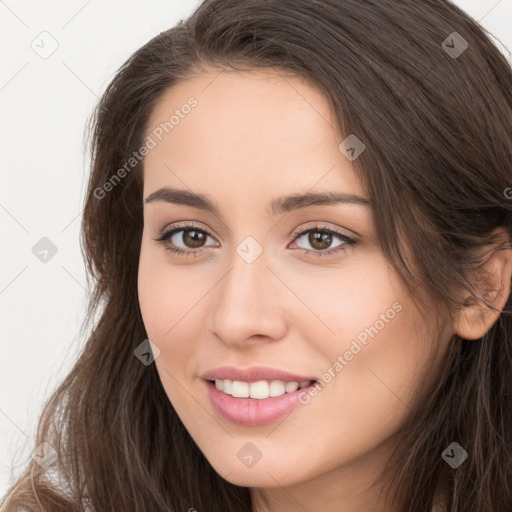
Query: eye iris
173 228 340 251
309 230 331 250
183 229 206 248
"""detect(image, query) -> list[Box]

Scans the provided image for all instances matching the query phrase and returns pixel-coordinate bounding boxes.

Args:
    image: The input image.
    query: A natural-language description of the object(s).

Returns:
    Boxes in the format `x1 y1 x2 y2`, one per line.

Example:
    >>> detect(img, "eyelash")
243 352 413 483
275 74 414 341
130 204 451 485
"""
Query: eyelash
153 222 357 259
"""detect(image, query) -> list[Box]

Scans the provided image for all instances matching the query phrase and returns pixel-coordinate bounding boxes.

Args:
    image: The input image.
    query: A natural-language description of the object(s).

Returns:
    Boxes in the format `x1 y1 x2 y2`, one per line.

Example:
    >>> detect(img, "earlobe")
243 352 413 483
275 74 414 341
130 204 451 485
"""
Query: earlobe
454 228 512 341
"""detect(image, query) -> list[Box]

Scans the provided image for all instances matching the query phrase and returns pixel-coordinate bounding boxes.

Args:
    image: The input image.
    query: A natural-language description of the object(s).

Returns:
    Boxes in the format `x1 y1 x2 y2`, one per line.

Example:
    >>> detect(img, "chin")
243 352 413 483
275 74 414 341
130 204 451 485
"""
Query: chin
219 467 304 488
203 450 311 488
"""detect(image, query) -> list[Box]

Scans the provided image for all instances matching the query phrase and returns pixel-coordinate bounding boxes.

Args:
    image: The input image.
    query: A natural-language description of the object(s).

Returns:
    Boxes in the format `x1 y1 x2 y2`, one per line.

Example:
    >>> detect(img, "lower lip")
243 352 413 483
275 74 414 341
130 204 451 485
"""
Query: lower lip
204 380 317 426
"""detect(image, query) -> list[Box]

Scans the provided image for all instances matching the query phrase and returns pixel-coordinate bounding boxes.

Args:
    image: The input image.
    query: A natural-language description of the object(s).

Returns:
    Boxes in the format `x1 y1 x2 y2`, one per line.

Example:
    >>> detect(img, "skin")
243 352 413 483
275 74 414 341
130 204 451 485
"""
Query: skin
137 68 511 512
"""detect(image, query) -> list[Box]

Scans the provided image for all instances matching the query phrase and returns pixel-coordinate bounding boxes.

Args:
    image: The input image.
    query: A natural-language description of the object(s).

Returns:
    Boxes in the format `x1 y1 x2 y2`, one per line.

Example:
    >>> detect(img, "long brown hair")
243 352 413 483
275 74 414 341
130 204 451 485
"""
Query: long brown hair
2 1 512 510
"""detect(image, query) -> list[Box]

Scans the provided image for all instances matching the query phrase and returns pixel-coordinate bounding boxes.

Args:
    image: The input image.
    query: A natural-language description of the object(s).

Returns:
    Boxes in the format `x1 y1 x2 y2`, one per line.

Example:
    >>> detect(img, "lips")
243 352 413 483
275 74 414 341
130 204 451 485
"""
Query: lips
204 379 318 426
201 365 320 425
201 365 318 383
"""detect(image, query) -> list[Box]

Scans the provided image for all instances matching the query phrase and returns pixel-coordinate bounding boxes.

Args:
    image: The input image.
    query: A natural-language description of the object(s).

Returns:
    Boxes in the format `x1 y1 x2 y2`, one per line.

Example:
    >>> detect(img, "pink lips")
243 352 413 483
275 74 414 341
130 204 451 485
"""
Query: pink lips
201 365 318 426
201 365 318 383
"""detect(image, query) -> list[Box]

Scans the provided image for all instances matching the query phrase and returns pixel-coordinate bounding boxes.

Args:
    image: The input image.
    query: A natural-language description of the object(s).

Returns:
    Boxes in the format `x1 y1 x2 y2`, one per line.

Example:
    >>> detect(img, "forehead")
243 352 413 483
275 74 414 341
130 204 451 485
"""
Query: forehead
147 67 335 127
142 68 364 203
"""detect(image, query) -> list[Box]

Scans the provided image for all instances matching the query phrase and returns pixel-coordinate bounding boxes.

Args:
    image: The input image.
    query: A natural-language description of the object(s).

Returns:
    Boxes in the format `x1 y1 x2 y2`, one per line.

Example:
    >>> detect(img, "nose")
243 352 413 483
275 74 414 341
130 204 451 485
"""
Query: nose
209 244 288 348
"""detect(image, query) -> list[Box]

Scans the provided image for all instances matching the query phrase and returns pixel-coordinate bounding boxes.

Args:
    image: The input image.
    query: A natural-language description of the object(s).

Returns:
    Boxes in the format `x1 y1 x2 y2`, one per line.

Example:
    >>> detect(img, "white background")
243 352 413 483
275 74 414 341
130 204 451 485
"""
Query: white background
1 0 511 499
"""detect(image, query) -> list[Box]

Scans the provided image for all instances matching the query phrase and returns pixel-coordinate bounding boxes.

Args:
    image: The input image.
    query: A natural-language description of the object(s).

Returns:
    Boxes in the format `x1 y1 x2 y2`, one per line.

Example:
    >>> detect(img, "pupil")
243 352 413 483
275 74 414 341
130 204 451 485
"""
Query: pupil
309 230 331 250
184 230 205 248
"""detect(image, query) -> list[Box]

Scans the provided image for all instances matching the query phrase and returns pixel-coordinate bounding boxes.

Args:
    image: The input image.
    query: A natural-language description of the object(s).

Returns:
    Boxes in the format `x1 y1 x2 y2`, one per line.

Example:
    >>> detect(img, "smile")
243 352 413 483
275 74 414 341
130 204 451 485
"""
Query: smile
204 379 319 426
213 378 313 399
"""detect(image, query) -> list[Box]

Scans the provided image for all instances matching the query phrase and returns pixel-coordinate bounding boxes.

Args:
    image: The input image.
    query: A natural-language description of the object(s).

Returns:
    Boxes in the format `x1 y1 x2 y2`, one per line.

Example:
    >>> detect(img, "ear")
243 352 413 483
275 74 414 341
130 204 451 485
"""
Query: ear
454 228 512 340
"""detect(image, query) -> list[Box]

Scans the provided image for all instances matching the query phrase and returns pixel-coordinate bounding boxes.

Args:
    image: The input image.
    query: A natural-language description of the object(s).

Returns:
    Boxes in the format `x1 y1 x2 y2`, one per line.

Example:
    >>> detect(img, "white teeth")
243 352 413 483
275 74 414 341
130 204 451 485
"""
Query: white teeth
223 379 232 394
269 380 286 397
231 380 250 397
214 379 313 399
285 381 299 393
249 380 269 399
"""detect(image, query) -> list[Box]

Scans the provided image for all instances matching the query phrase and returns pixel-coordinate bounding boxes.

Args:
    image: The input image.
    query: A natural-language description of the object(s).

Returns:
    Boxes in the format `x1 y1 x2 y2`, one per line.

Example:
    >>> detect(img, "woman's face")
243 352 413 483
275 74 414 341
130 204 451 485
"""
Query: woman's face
138 69 452 498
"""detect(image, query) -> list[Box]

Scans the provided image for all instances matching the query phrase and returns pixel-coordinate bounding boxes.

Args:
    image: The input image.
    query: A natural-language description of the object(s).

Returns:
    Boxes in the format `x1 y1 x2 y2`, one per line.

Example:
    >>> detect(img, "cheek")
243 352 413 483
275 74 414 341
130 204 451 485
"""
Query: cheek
288 256 432 440
137 242 210 377
317 297 435 455
137 241 193 340
277 248 403 345
137 253 199 414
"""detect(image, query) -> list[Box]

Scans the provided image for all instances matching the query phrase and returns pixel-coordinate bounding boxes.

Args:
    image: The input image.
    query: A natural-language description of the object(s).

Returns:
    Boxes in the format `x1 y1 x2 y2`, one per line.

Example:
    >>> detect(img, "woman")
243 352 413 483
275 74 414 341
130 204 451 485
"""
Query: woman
2 0 512 510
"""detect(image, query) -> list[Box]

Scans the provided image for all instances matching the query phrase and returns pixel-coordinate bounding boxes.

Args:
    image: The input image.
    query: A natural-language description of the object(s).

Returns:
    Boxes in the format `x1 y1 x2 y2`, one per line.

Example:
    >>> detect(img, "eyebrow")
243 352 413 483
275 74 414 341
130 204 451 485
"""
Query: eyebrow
144 187 371 216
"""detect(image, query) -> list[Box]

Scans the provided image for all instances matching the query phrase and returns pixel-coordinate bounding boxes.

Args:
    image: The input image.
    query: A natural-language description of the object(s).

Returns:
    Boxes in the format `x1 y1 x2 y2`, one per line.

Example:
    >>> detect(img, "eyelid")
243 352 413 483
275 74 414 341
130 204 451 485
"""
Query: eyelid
156 221 356 244
287 222 357 244
153 220 358 257
157 220 220 243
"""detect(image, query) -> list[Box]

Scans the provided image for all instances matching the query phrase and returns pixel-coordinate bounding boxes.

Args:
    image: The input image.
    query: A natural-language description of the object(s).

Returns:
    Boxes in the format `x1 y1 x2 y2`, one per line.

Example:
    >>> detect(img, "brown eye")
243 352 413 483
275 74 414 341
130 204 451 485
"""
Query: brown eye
154 223 218 256
180 229 207 248
294 228 345 252
290 225 358 258
307 230 333 250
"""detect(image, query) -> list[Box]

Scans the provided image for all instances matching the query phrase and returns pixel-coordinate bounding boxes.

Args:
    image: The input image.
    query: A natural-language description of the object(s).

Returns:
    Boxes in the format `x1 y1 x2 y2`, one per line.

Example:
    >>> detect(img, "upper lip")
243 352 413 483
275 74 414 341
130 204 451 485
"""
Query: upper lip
201 366 318 383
